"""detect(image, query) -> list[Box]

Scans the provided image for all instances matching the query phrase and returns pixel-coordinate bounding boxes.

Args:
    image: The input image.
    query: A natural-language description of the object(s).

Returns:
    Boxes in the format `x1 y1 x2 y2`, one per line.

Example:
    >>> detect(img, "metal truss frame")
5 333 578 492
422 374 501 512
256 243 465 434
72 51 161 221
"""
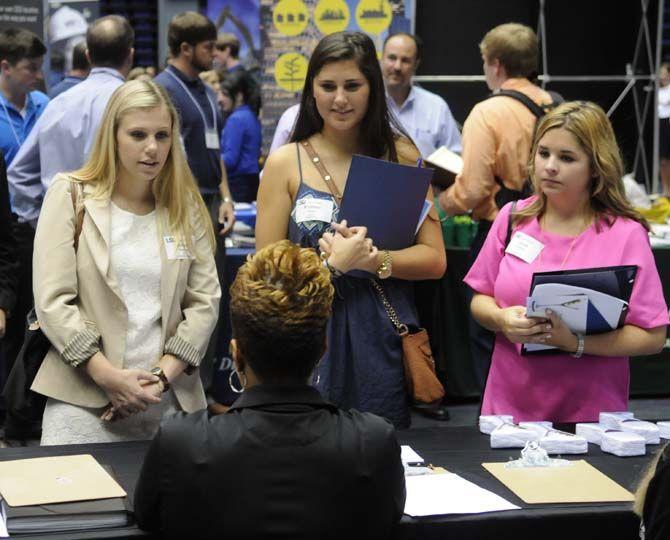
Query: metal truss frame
413 0 664 192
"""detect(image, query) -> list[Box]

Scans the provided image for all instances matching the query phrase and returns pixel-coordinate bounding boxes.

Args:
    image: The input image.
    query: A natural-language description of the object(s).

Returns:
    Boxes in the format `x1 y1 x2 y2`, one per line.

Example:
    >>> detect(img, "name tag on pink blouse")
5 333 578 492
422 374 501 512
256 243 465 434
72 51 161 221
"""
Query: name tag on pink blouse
505 232 544 263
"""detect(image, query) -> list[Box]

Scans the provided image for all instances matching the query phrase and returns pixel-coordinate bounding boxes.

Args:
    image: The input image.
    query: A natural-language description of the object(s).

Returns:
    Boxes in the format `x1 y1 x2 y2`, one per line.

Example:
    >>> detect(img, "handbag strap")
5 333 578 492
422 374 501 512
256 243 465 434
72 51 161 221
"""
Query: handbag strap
70 181 85 252
300 139 343 204
370 279 408 336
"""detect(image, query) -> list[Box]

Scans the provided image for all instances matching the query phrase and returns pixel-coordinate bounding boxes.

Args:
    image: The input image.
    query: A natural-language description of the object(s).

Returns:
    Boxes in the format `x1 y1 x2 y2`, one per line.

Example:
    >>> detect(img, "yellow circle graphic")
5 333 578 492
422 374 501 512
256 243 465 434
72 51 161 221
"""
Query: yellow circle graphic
314 0 350 35
273 0 310 37
274 52 309 92
355 0 392 35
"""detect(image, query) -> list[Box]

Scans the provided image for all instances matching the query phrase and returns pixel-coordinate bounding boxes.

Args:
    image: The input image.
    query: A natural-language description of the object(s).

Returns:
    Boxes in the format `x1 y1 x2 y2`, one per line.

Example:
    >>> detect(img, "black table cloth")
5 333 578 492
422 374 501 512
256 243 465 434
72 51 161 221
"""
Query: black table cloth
0 426 657 540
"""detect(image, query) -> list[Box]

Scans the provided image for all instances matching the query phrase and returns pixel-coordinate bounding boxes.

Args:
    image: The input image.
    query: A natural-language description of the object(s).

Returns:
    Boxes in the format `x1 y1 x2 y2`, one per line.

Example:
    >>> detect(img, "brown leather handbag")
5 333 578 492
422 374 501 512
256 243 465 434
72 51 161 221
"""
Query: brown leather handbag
371 280 445 405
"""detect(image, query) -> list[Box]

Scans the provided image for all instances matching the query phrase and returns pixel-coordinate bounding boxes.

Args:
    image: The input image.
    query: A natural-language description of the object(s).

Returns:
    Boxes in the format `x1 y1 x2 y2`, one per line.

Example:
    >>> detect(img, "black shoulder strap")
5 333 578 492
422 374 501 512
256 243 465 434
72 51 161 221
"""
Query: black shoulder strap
487 89 547 119
504 201 518 249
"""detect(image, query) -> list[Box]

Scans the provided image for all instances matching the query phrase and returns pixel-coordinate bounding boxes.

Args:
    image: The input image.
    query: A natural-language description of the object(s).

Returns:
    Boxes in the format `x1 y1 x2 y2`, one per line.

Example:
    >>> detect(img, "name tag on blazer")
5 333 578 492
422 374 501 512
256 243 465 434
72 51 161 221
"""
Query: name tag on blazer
163 236 194 260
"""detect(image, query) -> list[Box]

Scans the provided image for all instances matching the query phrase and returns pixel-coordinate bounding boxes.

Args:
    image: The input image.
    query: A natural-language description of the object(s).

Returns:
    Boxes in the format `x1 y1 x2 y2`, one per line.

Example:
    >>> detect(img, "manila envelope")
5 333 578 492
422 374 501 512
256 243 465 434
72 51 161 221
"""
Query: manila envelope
0 454 126 507
482 460 634 504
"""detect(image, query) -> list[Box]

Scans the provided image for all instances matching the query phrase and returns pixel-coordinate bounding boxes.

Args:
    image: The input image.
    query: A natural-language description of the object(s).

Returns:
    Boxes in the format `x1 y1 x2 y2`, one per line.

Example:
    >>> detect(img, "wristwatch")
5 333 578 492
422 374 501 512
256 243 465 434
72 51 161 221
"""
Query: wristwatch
150 367 171 392
222 196 234 205
572 333 585 358
376 250 392 279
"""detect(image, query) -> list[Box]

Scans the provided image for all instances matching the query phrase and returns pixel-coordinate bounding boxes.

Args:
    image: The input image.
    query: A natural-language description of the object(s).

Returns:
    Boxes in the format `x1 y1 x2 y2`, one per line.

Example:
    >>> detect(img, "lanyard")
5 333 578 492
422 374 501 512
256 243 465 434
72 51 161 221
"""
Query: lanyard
165 68 218 132
0 99 22 147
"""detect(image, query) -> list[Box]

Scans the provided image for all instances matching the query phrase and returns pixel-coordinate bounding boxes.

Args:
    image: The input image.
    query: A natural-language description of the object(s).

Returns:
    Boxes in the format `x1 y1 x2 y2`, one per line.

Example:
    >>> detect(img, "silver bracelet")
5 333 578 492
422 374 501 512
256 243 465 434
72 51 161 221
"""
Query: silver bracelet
572 333 585 358
222 196 234 204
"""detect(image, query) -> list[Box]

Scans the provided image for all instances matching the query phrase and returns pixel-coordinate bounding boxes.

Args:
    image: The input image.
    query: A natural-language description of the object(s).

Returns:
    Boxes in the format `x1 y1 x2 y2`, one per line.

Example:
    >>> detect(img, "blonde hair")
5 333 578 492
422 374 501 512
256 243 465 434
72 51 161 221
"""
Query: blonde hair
479 23 538 78
634 444 670 517
514 100 649 231
70 80 215 251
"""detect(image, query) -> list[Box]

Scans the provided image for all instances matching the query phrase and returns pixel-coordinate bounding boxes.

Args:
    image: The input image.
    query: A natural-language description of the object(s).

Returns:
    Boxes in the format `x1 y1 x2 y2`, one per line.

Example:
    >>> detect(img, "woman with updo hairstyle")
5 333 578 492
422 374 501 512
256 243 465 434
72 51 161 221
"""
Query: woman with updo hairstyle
32 80 220 444
256 31 445 429
134 240 405 539
466 101 668 425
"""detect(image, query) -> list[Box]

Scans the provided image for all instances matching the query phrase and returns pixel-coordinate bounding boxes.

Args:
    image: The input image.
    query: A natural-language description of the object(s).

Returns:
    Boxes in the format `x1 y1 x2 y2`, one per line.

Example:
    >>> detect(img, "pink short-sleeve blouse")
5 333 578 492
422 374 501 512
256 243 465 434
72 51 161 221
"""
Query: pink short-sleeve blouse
464 198 669 423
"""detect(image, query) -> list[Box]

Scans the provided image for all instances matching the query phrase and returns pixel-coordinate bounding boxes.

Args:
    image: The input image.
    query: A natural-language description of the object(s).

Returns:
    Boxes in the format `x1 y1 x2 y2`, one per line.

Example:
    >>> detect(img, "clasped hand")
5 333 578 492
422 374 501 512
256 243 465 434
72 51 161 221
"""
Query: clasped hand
498 307 577 351
98 367 162 421
318 220 379 274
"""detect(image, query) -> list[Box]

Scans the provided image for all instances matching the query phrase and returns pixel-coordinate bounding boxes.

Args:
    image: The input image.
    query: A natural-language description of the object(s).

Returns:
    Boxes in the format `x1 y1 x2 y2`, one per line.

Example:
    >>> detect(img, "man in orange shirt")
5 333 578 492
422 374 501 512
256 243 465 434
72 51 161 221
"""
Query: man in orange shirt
439 23 556 388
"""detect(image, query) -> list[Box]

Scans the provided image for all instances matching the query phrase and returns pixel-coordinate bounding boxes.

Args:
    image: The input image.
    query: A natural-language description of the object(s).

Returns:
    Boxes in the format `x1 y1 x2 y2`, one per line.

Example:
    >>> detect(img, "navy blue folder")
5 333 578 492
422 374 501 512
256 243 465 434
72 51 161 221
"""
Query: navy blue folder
338 154 434 251
522 265 638 356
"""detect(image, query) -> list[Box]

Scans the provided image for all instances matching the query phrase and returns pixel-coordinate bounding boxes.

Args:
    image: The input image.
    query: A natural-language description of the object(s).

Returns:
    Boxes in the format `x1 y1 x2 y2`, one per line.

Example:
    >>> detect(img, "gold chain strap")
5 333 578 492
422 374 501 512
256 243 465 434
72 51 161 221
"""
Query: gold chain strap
370 279 408 335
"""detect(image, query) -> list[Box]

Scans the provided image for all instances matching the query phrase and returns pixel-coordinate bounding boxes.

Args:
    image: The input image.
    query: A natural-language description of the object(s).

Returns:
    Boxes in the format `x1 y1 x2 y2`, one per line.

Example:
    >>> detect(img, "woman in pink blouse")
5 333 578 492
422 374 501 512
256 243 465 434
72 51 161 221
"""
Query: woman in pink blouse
465 101 669 424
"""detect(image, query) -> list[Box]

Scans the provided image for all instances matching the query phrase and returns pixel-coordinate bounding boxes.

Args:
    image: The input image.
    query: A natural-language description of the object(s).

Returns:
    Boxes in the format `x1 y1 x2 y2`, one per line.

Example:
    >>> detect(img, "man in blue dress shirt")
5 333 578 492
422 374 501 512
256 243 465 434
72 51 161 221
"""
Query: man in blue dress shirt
0 28 48 165
381 32 461 157
8 15 133 227
155 11 235 392
47 40 90 99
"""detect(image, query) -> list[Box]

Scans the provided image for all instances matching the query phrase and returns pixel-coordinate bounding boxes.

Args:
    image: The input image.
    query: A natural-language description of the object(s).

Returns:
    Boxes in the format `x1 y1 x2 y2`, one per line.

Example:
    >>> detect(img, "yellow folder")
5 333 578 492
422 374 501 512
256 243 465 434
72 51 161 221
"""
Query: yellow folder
0 454 126 507
482 460 634 504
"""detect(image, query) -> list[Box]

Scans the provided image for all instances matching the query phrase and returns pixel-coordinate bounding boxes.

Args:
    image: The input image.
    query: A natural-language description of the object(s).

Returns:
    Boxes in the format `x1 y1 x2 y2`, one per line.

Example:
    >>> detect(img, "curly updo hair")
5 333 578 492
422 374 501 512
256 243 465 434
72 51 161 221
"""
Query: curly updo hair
230 240 334 382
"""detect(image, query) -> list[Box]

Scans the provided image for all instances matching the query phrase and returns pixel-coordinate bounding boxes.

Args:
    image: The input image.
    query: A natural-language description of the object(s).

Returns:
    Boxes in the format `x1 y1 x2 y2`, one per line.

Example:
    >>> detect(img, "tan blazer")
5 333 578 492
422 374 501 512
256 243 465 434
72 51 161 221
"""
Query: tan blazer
31 176 221 412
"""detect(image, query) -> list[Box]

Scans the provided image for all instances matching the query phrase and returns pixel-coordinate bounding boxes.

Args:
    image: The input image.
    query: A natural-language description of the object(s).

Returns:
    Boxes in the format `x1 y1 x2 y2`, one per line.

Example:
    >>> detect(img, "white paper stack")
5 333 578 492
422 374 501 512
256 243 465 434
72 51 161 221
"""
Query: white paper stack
539 430 588 454
490 423 541 448
518 422 587 454
600 431 647 457
575 422 646 456
479 415 514 435
599 412 661 444
575 422 611 444
657 421 670 439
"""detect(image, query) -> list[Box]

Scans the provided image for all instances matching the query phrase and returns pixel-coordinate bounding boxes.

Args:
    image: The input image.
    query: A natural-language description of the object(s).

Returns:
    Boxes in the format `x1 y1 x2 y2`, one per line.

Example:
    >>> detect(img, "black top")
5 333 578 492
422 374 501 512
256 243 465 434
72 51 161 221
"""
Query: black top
134 384 406 539
642 444 670 540
0 152 17 314
154 65 223 194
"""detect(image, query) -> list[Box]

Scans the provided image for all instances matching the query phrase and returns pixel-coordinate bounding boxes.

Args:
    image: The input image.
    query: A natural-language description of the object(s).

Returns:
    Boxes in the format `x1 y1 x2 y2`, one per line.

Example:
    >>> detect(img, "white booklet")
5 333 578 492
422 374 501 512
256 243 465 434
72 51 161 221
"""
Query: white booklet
404 473 519 517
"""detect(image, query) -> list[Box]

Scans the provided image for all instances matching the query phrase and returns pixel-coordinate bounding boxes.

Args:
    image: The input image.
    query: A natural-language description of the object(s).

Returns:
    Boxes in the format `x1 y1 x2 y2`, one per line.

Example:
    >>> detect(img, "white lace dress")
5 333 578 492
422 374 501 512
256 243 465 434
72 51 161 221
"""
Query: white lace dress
41 203 178 445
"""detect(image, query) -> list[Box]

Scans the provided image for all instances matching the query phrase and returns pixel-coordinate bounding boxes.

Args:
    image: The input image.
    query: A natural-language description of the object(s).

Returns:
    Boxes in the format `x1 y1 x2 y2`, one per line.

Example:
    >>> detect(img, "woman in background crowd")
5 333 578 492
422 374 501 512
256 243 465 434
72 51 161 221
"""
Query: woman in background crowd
32 80 220 444
219 69 261 202
256 31 445 429
466 101 668 426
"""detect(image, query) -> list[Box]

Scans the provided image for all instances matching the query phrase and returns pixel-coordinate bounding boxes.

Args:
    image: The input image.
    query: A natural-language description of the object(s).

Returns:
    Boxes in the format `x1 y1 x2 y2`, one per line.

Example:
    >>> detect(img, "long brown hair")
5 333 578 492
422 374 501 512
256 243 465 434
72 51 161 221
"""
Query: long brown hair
290 31 410 162
514 100 649 231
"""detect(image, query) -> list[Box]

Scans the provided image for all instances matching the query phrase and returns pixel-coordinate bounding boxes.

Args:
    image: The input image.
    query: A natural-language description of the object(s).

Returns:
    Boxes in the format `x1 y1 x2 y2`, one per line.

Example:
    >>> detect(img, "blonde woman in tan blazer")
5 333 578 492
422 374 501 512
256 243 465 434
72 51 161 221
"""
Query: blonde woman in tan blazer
32 80 221 444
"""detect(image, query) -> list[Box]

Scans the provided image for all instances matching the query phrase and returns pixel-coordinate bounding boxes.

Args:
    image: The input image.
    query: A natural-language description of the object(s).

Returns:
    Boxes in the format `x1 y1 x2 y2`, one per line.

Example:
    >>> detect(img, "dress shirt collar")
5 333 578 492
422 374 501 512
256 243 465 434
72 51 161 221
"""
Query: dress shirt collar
228 384 338 412
166 64 203 87
87 67 125 83
499 77 537 93
386 84 416 113
0 89 35 115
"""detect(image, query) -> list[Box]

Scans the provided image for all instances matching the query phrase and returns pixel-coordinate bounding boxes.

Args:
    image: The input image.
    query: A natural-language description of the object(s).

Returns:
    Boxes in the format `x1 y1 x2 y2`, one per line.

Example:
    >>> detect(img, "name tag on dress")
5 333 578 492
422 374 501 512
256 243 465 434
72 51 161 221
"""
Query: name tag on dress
205 128 219 150
294 198 333 224
163 236 194 260
505 231 544 263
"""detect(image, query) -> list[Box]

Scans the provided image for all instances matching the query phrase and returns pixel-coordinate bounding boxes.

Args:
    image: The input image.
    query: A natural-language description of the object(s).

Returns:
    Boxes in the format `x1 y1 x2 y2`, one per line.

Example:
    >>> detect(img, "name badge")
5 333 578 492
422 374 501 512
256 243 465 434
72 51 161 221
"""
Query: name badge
205 128 219 150
505 231 544 263
294 198 333 224
163 236 193 260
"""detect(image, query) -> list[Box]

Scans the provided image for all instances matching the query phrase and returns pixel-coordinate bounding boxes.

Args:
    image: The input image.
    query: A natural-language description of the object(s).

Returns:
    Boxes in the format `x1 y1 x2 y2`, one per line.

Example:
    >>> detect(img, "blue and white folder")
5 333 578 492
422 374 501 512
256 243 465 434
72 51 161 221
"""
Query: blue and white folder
522 265 638 355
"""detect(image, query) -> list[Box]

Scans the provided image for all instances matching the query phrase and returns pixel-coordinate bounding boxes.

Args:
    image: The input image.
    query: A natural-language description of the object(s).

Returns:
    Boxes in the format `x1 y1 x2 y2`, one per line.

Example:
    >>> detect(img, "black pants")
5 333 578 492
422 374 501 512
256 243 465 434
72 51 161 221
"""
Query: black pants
228 173 259 204
2 221 35 433
201 193 226 392
467 220 496 392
